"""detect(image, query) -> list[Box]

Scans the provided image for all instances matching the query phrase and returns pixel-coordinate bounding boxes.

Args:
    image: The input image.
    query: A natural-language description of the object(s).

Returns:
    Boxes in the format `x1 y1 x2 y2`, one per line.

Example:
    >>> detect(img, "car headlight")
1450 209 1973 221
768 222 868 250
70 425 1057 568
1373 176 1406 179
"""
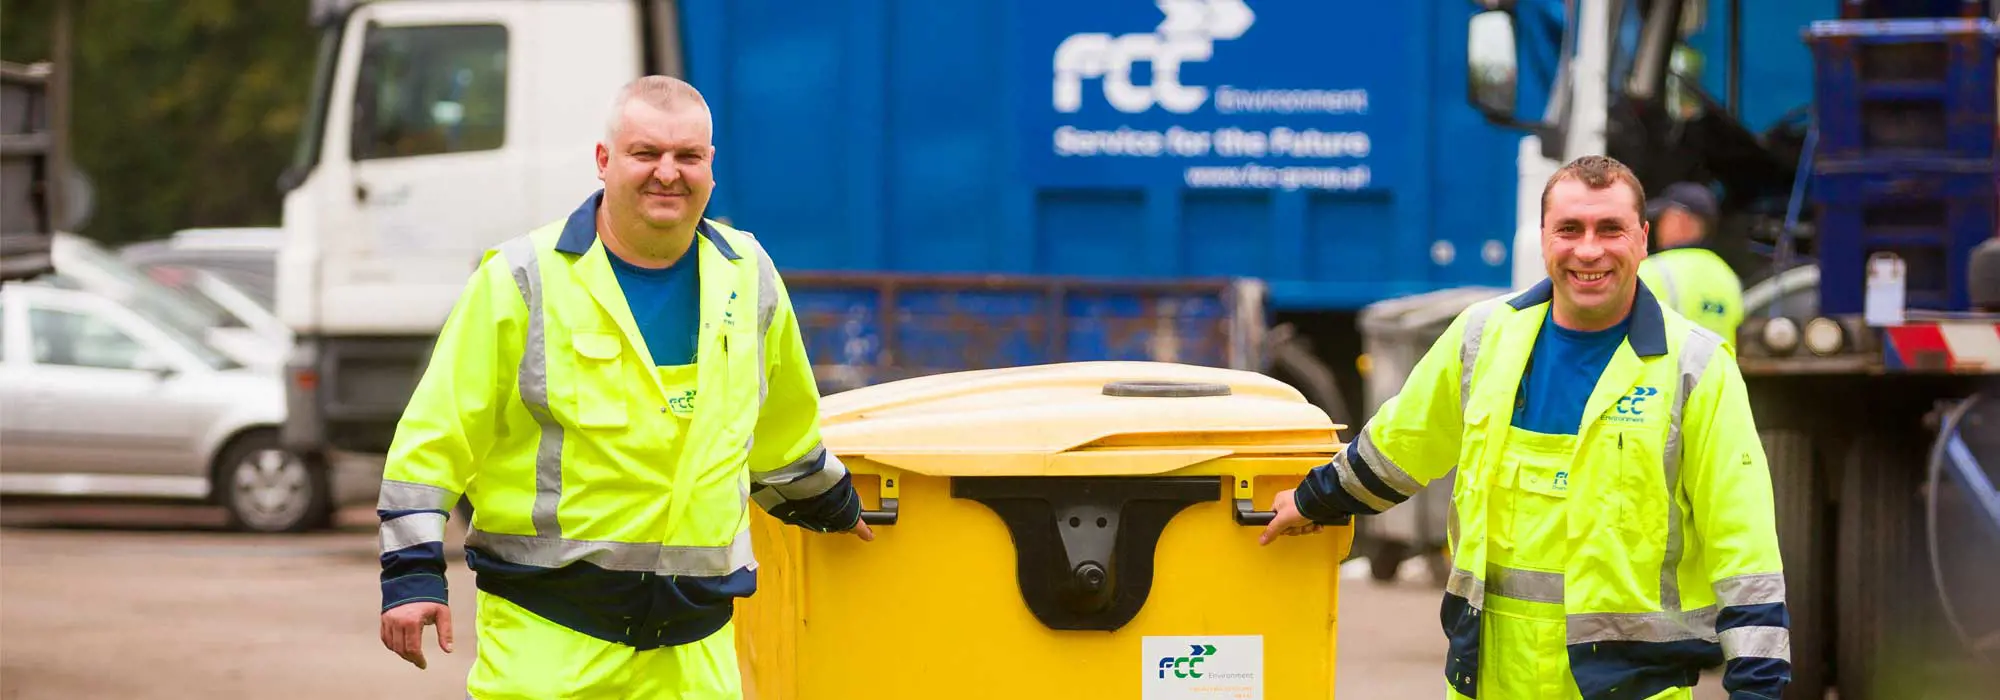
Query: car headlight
1804 316 1845 356
1761 317 1801 355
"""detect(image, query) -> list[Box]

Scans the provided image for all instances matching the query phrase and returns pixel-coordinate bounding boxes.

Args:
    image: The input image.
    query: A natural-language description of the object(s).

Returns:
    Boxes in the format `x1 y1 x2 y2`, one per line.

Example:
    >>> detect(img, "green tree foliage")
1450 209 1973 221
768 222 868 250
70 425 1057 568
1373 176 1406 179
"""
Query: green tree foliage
1 0 319 244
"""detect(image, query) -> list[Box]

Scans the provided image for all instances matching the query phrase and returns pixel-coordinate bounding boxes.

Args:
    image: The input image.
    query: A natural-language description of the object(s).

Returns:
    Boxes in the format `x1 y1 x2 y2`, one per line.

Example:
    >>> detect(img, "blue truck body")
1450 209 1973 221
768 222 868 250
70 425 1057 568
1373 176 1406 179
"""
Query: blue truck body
675 0 1523 321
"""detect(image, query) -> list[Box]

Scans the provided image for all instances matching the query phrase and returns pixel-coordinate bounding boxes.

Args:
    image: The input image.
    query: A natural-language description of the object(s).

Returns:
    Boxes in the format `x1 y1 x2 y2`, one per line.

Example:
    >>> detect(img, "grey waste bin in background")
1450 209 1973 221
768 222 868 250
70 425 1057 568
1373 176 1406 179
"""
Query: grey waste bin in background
1354 286 1508 586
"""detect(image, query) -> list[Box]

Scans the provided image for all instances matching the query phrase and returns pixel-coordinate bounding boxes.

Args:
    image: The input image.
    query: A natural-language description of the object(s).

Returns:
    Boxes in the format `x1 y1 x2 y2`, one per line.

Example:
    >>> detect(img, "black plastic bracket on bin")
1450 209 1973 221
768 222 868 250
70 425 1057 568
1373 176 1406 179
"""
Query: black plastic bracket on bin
951 476 1217 632
859 498 898 525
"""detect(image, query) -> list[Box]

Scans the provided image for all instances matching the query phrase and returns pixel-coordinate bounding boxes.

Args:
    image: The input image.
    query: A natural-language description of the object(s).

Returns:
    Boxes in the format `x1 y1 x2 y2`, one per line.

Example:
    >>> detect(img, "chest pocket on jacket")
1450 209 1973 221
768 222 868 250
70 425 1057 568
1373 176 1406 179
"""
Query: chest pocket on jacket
1601 427 1668 553
570 331 629 429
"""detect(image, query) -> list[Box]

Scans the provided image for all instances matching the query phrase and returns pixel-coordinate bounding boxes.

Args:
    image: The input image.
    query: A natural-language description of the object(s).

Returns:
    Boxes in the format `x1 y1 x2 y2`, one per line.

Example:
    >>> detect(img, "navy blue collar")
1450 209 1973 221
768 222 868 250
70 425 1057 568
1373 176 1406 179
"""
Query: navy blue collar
555 189 739 261
1506 277 1669 357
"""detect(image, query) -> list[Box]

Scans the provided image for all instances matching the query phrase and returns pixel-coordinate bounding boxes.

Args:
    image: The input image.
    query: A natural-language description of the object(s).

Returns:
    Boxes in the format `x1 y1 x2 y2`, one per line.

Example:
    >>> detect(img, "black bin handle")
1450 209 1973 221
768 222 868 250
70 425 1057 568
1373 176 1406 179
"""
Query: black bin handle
1231 488 1351 527
860 498 899 525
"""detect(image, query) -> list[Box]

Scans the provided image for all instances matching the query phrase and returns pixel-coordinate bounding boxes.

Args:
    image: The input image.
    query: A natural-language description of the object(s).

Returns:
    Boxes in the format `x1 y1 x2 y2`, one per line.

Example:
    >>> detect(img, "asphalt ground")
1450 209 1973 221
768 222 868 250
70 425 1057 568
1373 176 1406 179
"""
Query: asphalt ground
0 503 1733 699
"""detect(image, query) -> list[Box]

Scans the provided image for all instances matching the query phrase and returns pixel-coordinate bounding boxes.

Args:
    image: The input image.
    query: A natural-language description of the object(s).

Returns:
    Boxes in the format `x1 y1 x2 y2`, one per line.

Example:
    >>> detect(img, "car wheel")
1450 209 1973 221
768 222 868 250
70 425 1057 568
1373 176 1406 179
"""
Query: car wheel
217 431 330 533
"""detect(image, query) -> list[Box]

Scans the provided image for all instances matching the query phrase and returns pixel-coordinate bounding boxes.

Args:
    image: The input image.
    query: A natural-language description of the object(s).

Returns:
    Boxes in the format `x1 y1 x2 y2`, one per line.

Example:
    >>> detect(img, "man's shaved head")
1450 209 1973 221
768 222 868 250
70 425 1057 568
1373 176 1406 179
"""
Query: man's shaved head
604 75 712 143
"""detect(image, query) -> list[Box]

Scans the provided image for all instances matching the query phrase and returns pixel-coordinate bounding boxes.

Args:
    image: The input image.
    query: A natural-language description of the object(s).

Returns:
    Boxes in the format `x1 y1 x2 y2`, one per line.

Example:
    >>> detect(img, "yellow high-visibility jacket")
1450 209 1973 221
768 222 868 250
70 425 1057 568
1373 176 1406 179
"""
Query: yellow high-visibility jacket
1640 246 1744 341
1293 279 1789 699
376 190 860 649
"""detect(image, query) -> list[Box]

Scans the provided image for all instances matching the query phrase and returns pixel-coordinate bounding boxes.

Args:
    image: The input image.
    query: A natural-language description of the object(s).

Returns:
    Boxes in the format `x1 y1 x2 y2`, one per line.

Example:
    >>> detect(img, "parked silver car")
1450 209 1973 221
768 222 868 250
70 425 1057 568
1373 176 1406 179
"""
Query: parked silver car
0 278 333 532
118 227 280 309
118 227 286 351
51 232 287 371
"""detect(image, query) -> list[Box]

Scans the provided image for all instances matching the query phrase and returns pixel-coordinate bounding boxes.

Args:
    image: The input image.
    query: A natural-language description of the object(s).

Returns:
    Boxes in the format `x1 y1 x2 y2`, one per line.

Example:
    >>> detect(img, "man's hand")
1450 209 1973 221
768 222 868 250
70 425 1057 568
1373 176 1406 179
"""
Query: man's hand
846 518 875 542
380 601 452 669
1258 488 1324 546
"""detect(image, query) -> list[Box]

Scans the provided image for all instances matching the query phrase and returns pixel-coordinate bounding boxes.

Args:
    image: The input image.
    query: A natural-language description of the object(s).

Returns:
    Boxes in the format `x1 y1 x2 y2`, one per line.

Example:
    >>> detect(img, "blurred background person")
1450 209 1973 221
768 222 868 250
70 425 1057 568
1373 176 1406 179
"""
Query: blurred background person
1640 182 1743 342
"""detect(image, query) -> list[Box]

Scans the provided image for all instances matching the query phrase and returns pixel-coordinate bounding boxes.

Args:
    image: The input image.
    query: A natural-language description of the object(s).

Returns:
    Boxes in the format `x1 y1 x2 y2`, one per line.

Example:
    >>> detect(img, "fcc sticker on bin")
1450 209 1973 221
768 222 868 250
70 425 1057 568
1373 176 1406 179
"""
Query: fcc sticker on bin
1143 635 1263 699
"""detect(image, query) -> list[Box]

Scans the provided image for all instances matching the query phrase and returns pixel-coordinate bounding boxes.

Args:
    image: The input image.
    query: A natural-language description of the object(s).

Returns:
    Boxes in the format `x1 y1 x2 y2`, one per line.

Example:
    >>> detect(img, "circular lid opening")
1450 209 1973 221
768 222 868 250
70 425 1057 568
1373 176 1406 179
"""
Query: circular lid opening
1101 380 1233 398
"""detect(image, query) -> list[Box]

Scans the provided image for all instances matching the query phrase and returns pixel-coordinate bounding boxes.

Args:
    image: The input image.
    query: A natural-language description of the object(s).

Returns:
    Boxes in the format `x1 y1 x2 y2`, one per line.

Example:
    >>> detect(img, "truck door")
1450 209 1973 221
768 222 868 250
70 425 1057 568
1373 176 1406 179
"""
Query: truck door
317 1 529 330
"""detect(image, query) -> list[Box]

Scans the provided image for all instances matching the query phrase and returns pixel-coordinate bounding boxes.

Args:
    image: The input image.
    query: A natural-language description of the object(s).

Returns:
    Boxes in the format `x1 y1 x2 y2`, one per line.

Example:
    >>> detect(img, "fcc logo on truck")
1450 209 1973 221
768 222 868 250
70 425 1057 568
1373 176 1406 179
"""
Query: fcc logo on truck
1053 0 1256 114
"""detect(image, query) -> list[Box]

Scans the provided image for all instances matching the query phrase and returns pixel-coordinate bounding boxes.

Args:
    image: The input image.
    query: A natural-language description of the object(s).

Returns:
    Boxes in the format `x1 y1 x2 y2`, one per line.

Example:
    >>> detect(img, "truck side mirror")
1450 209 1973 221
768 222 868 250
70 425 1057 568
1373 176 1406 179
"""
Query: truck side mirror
1467 10 1521 126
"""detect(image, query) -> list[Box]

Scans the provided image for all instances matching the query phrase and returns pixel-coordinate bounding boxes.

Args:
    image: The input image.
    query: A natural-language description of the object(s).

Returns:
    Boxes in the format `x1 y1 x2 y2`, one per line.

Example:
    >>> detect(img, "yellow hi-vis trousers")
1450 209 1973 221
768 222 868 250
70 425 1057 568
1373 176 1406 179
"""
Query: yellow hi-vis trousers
1448 429 1695 700
466 590 742 699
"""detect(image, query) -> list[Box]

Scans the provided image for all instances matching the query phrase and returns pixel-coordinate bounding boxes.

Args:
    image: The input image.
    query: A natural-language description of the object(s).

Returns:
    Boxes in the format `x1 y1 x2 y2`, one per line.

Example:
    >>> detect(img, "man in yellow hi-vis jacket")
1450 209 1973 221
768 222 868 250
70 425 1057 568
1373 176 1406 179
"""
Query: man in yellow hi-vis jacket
1639 182 1744 341
1264 156 1788 699
375 76 871 699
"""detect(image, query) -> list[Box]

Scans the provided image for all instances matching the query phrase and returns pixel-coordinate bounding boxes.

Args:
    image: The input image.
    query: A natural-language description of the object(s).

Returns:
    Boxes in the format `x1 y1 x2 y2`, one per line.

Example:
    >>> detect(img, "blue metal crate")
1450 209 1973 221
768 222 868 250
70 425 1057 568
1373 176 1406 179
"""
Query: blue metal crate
1805 18 1999 161
1811 165 1998 314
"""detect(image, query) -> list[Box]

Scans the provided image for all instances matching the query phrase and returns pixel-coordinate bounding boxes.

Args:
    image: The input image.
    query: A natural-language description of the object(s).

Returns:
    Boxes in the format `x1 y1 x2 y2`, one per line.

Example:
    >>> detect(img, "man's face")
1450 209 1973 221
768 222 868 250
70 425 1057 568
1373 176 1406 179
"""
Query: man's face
1655 207 1703 248
1542 178 1648 328
596 100 715 232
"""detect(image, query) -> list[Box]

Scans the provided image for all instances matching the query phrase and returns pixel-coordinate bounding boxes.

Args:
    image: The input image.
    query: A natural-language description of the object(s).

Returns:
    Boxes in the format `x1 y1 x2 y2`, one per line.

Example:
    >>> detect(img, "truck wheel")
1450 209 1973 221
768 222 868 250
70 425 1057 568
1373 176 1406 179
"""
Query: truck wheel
1835 429 1937 700
216 431 332 534
1263 326 1355 438
1924 394 2000 691
1368 538 1411 582
1763 428 1829 700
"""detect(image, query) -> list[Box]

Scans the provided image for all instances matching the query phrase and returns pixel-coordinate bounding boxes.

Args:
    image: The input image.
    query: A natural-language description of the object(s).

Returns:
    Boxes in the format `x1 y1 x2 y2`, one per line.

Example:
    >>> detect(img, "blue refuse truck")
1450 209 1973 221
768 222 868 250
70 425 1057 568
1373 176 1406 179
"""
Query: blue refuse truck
274 0 1524 519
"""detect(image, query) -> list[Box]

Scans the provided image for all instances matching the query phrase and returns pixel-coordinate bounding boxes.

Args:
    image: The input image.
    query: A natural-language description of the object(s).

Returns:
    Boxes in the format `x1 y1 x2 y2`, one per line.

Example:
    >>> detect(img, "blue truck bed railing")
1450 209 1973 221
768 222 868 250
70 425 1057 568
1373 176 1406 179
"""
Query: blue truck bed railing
786 272 1269 393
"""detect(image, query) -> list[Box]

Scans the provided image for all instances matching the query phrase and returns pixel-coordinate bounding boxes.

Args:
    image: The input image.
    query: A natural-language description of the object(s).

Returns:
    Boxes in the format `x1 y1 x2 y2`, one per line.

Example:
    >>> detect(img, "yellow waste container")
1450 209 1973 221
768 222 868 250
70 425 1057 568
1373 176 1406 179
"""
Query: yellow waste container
735 361 1352 700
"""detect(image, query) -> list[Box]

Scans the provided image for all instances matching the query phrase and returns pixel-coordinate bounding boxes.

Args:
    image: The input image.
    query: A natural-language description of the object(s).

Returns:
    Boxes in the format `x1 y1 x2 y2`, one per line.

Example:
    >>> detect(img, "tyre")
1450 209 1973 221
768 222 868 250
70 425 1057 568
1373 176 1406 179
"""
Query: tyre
1835 428 1940 700
1923 394 2000 694
1263 327 1355 439
1762 428 1828 700
216 430 332 533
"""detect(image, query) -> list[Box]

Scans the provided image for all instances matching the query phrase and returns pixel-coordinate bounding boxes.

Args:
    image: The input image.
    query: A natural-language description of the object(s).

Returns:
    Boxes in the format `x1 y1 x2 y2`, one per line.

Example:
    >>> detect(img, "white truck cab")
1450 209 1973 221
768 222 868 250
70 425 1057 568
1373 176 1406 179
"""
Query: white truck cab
277 0 682 456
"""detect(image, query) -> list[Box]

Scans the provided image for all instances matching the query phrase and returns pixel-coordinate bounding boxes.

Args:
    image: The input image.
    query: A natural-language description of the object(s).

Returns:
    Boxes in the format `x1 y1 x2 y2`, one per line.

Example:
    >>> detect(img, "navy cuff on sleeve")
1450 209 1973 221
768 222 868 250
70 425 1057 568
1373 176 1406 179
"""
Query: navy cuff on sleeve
380 540 448 611
1293 470 1349 524
761 471 863 533
382 571 448 611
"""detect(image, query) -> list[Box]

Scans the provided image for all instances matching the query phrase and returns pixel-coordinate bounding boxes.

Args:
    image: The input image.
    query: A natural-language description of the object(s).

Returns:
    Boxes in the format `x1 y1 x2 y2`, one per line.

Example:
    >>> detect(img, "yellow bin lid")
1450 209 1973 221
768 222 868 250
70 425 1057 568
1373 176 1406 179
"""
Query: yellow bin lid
820 361 1346 477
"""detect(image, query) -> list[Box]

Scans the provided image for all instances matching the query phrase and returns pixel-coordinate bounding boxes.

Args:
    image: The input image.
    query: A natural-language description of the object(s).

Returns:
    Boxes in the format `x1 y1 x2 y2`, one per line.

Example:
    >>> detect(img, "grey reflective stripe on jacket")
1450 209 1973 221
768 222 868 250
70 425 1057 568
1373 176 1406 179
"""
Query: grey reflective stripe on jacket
1446 300 1501 551
378 480 455 553
1652 262 1683 309
1458 301 1498 415
1713 572 1791 661
1659 326 1723 612
736 233 848 505
464 527 757 577
1326 430 1423 515
750 235 779 408
500 235 567 540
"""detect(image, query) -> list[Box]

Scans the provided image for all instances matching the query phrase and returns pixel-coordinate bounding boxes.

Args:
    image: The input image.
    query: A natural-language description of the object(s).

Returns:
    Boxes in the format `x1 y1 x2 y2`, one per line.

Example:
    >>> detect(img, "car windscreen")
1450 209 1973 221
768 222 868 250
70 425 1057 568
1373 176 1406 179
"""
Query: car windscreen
36 275 241 371
61 235 248 332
